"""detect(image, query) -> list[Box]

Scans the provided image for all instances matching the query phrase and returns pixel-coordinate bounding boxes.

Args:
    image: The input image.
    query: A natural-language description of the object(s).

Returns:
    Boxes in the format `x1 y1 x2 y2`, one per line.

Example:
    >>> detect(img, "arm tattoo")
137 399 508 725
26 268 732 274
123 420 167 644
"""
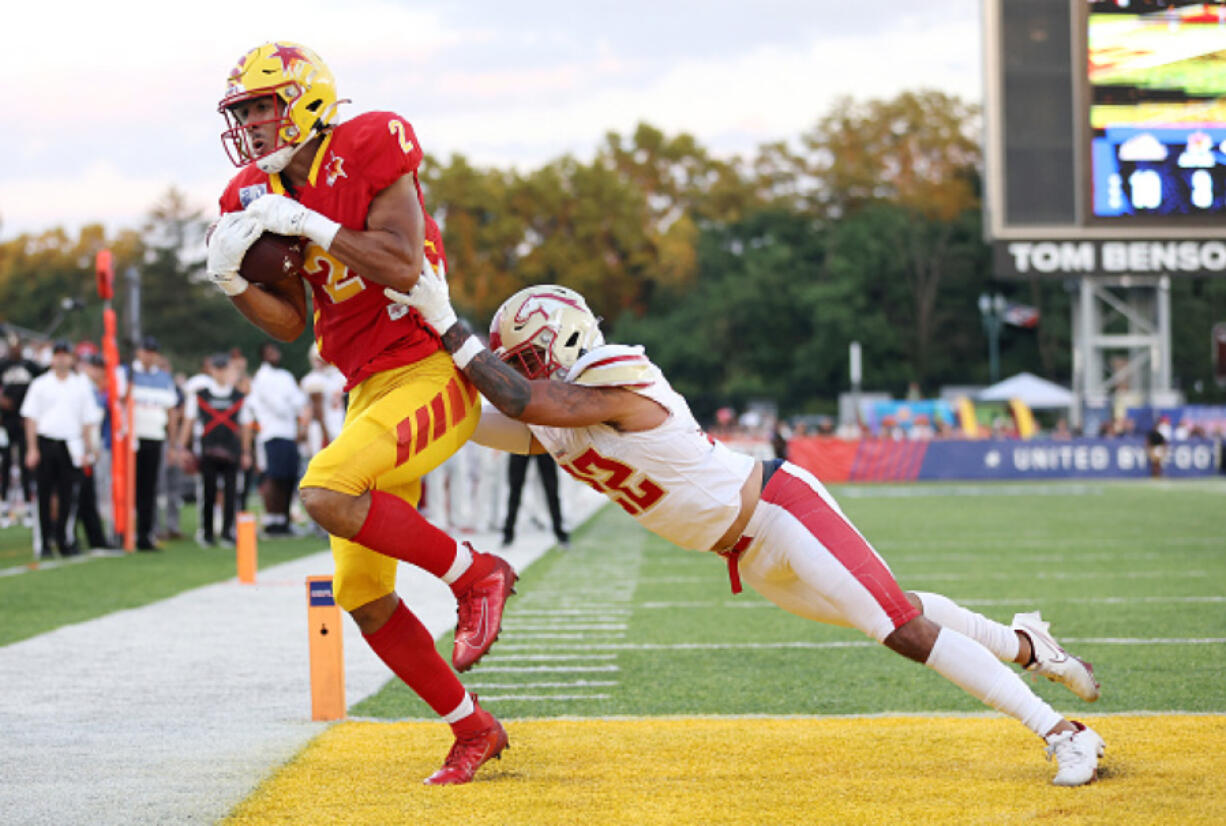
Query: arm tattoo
440 320 531 417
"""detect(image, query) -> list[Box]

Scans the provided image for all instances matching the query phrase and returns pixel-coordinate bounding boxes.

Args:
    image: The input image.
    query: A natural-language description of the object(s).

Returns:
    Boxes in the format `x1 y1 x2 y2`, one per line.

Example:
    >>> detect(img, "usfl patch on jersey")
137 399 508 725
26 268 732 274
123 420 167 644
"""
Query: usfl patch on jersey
239 183 269 209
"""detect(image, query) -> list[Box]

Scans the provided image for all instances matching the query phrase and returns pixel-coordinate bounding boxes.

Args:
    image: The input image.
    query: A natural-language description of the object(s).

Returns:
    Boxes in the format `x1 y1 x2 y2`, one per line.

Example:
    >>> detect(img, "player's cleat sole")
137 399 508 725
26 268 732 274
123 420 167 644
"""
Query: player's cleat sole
1013 610 1101 702
1045 721 1105 786
423 716 509 785
452 553 517 672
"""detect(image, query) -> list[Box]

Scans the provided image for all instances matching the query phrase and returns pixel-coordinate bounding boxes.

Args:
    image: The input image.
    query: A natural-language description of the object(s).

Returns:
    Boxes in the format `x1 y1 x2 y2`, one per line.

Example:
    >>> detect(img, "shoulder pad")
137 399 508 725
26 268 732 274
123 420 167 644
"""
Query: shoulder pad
569 345 656 388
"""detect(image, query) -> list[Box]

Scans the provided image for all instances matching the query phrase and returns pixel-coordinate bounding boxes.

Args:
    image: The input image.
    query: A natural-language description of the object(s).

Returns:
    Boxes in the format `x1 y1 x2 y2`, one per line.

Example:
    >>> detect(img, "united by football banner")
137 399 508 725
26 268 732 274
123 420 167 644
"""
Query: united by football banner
786 437 1221 482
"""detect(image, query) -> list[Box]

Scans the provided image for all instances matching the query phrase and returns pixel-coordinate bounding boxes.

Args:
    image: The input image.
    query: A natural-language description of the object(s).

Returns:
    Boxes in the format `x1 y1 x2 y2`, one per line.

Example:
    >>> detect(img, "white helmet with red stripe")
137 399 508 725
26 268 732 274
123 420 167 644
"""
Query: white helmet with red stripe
489 285 604 380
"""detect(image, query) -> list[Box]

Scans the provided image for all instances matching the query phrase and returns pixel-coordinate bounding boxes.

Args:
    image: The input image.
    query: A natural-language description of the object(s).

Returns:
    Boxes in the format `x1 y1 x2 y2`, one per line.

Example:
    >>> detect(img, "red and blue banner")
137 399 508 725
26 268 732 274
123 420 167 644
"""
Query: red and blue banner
788 437 1221 482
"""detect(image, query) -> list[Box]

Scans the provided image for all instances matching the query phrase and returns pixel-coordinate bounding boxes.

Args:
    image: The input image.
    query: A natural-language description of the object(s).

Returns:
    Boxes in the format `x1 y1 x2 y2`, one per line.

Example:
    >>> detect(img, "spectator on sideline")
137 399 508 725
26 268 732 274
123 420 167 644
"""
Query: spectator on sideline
246 341 306 537
228 347 258 511
299 343 346 458
80 353 116 542
0 332 42 528
502 453 568 549
180 353 252 546
156 356 187 542
390 267 1108 787
770 420 790 461
20 340 102 559
122 335 180 551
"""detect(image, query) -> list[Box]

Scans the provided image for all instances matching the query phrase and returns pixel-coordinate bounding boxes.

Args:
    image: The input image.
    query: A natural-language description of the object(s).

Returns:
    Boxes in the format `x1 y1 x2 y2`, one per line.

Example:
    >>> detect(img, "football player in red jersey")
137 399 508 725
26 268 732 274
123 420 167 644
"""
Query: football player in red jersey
205 42 511 785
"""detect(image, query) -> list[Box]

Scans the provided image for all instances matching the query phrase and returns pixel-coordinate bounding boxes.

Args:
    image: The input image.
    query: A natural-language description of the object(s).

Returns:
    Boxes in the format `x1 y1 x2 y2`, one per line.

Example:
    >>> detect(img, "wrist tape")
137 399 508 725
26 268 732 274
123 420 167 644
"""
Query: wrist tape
452 335 485 370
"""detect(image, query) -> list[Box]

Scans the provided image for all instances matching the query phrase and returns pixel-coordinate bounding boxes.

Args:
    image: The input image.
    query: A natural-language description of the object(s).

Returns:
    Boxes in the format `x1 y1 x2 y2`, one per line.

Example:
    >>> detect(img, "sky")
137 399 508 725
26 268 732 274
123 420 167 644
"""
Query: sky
1 0 982 241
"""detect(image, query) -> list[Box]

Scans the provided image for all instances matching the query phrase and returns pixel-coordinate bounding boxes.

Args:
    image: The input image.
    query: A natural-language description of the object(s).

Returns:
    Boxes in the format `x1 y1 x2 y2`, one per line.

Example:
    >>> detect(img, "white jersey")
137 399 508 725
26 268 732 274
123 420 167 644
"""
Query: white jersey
528 345 755 551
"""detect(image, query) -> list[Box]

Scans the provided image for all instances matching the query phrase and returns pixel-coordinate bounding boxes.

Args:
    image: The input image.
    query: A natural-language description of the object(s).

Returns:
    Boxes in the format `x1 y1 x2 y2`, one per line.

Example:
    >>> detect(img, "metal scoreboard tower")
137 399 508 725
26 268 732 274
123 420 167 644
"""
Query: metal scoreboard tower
982 0 1226 425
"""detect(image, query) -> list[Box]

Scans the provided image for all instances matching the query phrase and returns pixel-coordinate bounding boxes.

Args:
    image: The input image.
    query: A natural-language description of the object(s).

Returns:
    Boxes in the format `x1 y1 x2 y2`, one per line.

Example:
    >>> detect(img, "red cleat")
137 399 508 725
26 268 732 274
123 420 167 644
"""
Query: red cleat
423 713 509 785
451 552 517 672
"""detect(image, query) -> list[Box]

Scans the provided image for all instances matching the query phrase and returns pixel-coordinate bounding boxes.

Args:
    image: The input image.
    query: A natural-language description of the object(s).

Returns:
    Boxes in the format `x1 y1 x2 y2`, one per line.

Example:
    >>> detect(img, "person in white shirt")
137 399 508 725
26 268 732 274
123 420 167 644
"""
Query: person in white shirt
121 335 181 551
388 265 1109 789
247 341 307 536
20 340 103 559
298 344 346 458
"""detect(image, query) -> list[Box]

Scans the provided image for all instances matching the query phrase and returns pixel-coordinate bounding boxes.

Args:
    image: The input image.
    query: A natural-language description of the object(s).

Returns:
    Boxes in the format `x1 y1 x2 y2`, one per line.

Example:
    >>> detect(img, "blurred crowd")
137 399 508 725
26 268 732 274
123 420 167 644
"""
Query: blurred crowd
2 332 576 562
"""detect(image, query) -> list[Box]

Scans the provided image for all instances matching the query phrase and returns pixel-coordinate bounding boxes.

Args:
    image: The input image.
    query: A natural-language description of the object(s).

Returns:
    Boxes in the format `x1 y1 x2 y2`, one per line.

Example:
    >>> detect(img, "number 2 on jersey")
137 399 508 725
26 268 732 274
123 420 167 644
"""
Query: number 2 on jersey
388 119 415 154
562 448 665 517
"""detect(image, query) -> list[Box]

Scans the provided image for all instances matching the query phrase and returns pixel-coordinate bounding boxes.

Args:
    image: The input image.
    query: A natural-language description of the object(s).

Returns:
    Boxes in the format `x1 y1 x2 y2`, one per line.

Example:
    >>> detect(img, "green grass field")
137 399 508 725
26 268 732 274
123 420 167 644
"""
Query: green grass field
354 479 1226 720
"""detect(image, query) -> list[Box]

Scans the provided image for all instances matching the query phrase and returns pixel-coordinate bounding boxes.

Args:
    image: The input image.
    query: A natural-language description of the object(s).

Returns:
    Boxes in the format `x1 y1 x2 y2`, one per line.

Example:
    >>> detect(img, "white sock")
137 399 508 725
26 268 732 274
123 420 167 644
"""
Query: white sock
925 627 1063 737
440 540 472 585
916 591 1021 662
442 693 475 724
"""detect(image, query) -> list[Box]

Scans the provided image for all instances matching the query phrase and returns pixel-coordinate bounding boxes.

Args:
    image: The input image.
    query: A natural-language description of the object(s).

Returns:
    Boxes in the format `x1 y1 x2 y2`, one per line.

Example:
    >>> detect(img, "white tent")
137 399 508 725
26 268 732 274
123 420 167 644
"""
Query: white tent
976 372 1074 409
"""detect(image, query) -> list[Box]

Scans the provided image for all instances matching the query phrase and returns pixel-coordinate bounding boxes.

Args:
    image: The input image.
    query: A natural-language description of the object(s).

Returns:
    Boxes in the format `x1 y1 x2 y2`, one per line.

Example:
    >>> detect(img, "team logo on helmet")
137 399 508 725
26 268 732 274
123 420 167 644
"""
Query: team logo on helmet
490 285 604 380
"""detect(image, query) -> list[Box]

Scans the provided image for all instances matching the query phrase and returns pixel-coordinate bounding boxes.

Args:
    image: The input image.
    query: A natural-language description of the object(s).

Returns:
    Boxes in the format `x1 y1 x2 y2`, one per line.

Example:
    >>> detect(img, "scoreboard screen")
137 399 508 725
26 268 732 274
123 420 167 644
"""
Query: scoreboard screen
1088 2 1226 219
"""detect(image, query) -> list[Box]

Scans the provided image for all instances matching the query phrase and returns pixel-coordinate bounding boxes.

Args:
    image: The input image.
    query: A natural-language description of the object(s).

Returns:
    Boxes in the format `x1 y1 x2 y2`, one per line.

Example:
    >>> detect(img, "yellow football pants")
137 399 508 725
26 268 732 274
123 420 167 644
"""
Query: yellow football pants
299 351 481 611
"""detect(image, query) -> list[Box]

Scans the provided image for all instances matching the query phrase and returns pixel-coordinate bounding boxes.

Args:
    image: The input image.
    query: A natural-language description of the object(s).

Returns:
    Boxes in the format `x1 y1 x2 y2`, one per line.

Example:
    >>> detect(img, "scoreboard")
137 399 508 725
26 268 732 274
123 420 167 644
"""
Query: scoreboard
984 0 1226 278
1089 3 1226 218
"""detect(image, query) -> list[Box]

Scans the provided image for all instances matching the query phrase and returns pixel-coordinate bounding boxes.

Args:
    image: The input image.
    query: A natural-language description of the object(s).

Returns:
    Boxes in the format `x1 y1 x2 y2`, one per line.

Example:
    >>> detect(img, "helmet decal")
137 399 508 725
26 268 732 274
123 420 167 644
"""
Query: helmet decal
217 41 344 170
270 43 309 73
489 285 604 380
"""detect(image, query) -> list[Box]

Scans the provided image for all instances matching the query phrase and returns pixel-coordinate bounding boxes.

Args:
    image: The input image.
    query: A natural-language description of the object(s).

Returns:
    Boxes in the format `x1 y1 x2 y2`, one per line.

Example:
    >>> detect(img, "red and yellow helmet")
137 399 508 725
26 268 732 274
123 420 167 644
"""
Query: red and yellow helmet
489 285 605 380
218 41 342 172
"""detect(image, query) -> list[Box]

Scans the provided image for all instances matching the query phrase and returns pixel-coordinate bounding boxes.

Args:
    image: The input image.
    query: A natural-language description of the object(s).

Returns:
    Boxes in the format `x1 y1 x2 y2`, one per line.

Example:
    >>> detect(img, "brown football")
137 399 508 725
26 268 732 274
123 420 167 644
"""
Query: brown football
239 232 306 285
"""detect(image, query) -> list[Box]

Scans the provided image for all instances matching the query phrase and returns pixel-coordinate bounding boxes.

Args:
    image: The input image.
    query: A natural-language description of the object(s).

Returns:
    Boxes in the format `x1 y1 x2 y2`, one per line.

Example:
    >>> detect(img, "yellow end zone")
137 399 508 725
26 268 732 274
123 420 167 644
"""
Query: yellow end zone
225 716 1226 825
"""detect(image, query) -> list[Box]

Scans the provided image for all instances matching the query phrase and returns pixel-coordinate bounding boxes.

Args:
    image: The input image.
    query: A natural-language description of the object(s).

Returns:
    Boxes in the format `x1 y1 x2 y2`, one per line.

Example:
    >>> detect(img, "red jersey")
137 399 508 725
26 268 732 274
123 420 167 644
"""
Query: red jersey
218 111 445 391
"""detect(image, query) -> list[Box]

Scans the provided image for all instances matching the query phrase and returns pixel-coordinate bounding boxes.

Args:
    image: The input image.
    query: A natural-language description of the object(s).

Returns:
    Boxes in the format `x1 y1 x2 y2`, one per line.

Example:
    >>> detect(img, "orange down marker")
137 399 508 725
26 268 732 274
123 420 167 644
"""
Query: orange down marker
306 575 346 721
236 512 258 584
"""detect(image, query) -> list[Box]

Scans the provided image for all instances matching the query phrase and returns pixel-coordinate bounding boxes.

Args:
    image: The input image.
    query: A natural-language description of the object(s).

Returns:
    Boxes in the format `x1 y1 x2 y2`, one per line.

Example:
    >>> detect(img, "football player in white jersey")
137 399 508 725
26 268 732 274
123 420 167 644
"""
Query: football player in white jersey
386 263 1107 787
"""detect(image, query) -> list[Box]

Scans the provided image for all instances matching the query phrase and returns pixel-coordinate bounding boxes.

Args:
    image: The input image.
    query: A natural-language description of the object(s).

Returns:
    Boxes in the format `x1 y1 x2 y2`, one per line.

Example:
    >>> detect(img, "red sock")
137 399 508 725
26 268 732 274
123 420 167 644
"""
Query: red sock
363 599 466 717
352 490 458 579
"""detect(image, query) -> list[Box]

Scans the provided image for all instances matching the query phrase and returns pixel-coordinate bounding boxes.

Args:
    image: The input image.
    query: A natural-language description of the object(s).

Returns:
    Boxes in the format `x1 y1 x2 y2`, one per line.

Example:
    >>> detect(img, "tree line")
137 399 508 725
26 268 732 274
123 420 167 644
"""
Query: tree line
1 90 1223 421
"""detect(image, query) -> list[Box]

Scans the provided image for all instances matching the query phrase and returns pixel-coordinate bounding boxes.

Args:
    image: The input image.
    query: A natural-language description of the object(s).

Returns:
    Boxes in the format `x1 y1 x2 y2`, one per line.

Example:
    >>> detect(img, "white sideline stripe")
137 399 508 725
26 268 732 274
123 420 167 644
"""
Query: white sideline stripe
465 681 619 689
904 570 1210 581
471 664 621 673
490 710 1226 724
502 623 628 631
359 709 1226 725
640 595 1226 609
491 638 1226 652
884 537 1223 553
479 694 612 702
512 605 632 610
0 547 126 578
495 641 876 651
504 616 627 623
960 596 1226 606
501 632 627 640
479 653 618 662
1066 637 1226 645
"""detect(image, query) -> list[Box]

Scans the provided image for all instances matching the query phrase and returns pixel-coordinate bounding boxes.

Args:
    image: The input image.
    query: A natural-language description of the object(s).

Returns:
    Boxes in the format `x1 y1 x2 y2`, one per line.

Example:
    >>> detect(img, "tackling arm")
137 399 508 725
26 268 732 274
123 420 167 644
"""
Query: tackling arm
438 321 646 429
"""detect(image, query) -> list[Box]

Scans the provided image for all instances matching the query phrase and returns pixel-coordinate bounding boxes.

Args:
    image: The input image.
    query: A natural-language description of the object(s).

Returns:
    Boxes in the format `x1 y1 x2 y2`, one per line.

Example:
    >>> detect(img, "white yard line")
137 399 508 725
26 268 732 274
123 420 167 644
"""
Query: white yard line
639 595 1226 609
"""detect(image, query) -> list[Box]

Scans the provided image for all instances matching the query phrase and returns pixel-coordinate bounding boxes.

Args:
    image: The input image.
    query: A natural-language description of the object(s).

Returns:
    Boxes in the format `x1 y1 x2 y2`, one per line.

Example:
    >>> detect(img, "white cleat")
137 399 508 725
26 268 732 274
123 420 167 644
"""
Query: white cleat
1013 611 1101 702
1045 721 1105 786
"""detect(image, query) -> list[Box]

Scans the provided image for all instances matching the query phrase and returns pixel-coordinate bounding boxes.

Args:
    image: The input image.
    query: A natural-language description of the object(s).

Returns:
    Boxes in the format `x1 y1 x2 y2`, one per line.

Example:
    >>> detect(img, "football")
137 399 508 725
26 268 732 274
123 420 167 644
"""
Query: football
239 232 307 285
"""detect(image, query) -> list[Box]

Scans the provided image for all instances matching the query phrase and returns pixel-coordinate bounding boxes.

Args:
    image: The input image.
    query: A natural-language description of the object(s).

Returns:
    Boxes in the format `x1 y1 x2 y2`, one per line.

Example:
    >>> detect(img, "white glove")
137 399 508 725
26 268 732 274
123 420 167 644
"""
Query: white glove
206 212 260 297
384 257 458 334
246 193 341 251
